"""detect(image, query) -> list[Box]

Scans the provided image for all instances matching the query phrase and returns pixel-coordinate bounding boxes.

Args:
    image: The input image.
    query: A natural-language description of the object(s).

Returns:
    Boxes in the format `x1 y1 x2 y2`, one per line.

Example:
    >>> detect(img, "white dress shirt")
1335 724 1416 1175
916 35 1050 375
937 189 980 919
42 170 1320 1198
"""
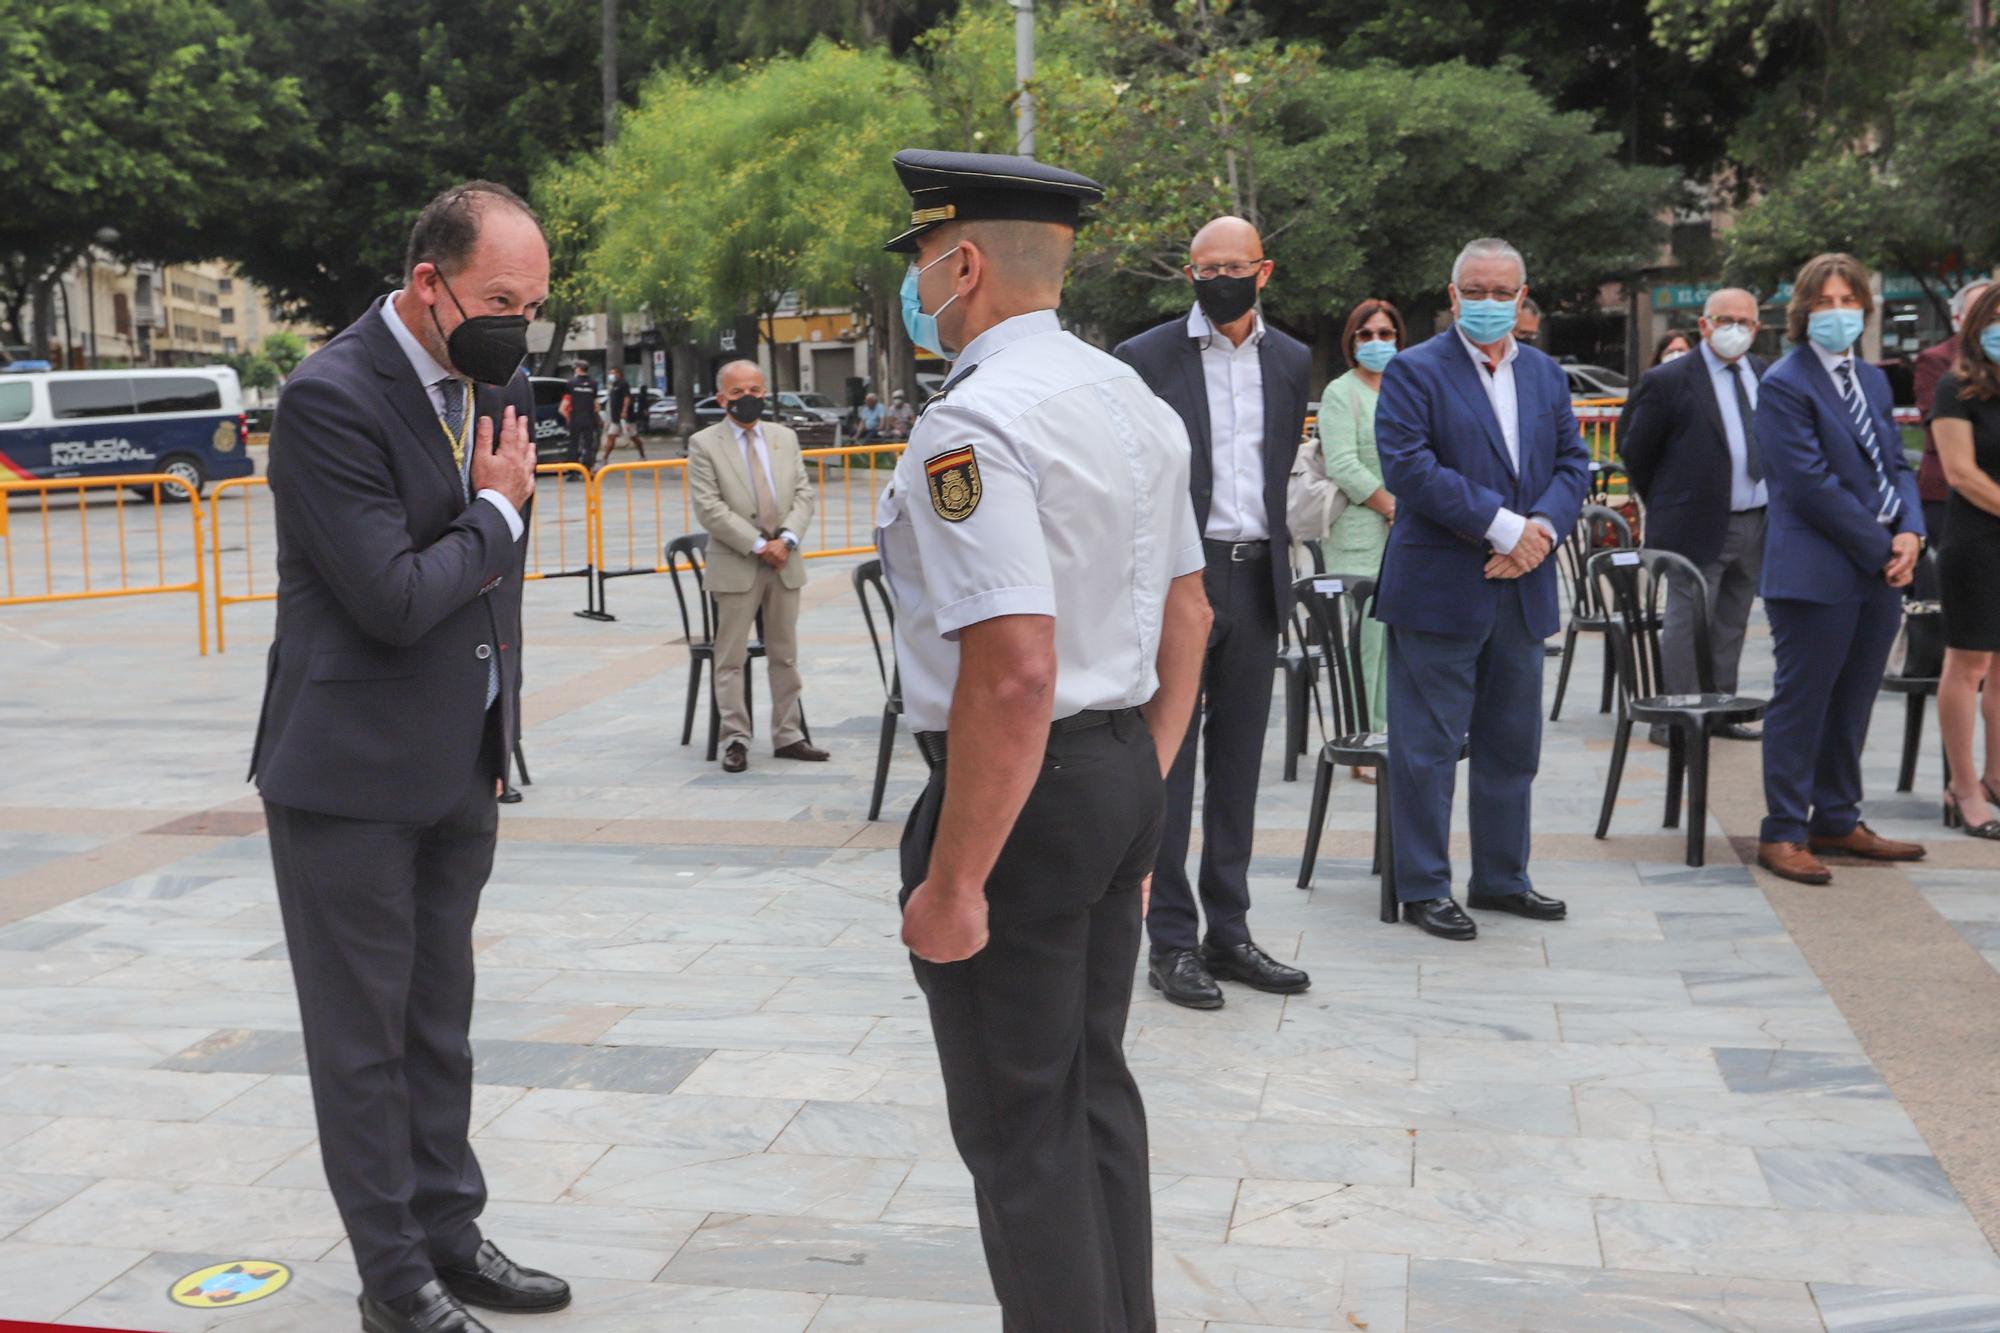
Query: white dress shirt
379 293 523 541
730 418 799 551
1188 303 1268 541
1454 326 1548 554
1700 339 1768 511
875 310 1206 732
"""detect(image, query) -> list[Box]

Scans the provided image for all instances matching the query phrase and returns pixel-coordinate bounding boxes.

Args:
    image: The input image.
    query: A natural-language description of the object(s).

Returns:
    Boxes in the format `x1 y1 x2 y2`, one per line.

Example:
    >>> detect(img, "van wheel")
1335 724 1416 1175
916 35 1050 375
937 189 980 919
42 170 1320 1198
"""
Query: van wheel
154 455 206 501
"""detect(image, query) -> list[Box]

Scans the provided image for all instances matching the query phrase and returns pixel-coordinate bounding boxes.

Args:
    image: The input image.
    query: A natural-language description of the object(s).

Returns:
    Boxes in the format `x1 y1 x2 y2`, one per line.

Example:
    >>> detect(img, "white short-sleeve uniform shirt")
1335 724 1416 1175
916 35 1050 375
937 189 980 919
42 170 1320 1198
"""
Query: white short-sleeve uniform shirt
875 310 1206 734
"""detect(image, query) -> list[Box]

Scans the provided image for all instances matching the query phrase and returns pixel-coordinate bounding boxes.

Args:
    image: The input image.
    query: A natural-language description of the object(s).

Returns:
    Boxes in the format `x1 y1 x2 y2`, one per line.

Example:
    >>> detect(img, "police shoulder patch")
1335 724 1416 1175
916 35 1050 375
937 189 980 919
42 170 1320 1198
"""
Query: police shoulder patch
924 446 982 523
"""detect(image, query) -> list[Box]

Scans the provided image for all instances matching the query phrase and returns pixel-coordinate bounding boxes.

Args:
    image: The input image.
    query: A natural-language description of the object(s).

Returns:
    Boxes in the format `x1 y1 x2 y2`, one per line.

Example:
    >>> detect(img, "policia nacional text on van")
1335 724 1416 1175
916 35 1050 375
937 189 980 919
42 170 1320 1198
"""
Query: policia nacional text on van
875 149 1213 1331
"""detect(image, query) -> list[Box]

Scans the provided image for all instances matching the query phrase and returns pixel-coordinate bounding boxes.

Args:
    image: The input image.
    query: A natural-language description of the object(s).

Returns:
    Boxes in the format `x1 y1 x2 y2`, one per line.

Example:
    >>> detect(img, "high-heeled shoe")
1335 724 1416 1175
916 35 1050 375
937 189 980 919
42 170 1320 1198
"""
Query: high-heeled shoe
1943 791 2000 840
1984 777 2000 807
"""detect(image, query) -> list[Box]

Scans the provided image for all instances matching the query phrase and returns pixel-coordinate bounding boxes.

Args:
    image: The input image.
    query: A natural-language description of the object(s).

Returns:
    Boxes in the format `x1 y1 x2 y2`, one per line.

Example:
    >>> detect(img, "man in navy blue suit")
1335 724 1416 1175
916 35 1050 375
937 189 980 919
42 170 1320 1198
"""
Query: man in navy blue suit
1373 238 1592 940
1618 287 1770 745
1752 253 1927 885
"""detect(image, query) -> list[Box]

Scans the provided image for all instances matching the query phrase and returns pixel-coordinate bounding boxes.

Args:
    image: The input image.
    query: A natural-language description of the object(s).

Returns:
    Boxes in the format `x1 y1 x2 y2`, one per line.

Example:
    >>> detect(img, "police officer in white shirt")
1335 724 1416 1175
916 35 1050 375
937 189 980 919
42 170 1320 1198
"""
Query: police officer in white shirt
876 149 1211 1332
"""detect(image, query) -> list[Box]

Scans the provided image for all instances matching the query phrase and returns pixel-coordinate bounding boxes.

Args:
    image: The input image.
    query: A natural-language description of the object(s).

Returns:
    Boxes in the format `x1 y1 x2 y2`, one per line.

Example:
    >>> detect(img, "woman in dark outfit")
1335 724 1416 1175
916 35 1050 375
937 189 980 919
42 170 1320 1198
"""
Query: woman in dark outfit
1930 284 2000 838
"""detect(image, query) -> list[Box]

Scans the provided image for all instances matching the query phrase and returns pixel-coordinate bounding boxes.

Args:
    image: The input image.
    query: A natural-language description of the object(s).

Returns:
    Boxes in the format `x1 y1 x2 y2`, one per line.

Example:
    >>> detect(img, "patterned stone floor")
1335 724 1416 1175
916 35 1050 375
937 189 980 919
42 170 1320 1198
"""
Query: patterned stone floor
4 483 2000 1330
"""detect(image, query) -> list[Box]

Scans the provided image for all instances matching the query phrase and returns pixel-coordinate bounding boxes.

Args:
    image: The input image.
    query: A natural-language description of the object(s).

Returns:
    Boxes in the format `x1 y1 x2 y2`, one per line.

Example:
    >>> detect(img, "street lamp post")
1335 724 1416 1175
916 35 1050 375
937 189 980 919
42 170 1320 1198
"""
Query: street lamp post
1012 0 1035 157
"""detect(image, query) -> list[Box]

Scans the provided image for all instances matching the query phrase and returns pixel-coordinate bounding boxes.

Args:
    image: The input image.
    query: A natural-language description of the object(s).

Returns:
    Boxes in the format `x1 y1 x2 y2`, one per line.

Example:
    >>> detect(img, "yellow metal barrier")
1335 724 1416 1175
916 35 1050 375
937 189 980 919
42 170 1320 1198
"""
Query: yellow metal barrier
1573 395 1624 465
3 473 208 654
209 475 269 653
586 443 905 620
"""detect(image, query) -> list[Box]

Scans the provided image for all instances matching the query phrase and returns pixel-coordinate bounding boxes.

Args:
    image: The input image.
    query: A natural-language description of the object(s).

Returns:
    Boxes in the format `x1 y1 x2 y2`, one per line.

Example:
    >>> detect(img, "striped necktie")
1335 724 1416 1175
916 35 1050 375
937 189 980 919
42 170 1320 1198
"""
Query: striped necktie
1833 361 1901 525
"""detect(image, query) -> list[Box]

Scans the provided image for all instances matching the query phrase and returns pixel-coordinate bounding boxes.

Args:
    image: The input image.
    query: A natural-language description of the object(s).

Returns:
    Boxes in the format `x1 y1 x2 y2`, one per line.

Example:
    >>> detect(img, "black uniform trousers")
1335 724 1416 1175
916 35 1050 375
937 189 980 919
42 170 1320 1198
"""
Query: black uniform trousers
263 726 499 1303
1148 543 1279 953
904 712 1163 1333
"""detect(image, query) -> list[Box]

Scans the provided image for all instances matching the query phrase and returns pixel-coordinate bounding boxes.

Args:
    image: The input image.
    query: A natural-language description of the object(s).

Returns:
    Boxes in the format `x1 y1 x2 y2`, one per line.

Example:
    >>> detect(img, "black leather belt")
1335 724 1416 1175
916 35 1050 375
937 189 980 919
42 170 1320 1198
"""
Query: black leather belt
1203 538 1270 563
914 707 1137 770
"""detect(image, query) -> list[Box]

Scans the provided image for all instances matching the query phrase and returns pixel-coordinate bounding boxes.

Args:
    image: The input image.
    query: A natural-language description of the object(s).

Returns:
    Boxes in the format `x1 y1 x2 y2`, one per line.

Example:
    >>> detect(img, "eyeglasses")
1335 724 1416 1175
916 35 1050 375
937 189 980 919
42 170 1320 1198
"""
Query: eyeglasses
1187 262 1265 280
1456 286 1521 302
1705 316 1757 330
1354 328 1398 342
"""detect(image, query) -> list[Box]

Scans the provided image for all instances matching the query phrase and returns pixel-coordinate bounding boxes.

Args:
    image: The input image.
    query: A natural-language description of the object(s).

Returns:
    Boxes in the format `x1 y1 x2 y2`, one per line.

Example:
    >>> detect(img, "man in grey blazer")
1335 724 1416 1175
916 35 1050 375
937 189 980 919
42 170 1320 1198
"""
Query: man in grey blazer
688 359 826 772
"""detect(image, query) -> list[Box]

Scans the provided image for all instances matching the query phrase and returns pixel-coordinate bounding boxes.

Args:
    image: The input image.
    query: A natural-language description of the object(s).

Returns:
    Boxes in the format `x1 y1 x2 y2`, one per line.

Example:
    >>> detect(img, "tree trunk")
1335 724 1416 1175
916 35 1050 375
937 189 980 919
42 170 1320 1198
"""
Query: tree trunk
538 304 574 375
673 339 699 446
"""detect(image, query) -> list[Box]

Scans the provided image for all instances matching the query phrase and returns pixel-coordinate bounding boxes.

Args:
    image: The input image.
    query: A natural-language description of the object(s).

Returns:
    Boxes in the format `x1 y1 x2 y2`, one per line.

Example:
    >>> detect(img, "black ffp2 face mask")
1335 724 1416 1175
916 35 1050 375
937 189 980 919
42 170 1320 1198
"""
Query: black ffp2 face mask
429 272 529 386
726 393 766 425
1193 274 1259 328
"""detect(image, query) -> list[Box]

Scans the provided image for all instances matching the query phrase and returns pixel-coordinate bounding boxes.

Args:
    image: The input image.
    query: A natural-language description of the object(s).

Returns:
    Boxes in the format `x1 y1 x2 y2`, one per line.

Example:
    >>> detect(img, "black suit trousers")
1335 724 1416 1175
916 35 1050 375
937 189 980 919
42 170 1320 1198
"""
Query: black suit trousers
904 715 1163 1332
264 726 499 1302
1148 548 1278 952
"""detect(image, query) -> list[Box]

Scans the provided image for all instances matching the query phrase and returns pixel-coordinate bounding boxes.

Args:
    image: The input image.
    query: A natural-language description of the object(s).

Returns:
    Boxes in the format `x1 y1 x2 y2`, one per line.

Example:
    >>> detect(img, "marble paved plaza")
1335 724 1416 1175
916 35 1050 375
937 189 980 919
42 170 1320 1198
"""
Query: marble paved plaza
5 486 2000 1330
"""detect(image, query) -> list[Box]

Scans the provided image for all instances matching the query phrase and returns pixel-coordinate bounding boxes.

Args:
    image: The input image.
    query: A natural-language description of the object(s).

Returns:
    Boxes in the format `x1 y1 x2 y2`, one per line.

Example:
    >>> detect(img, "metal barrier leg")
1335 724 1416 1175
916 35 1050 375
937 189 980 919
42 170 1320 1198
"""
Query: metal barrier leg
576 566 616 622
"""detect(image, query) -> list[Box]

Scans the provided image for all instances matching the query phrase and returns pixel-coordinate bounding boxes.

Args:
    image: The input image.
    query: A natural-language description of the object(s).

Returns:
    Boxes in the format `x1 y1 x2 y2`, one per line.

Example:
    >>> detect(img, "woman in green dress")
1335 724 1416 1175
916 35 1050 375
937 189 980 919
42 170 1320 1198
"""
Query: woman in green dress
1318 299 1405 746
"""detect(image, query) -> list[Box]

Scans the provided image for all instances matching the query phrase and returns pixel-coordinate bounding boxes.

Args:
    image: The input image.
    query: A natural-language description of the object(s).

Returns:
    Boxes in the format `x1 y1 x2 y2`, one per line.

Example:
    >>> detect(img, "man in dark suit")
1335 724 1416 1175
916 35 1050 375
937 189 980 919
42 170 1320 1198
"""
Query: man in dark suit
1619 287 1770 743
1914 278 1991 546
1753 252 1926 885
1374 237 1592 941
252 181 571 1333
1113 216 1312 1009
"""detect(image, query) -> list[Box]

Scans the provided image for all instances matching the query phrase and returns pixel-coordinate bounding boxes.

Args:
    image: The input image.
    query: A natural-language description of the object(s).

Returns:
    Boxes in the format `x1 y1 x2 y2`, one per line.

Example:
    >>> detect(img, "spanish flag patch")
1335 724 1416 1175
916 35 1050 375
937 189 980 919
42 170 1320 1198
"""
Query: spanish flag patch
924 446 982 522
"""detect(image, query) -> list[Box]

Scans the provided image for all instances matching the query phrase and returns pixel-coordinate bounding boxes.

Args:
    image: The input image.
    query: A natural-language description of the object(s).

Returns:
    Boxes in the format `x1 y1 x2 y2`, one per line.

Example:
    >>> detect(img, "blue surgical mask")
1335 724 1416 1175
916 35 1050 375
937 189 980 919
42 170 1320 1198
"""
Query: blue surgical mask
900 246 961 358
1456 297 1518 346
1980 325 2000 364
1808 308 1865 355
1354 340 1397 373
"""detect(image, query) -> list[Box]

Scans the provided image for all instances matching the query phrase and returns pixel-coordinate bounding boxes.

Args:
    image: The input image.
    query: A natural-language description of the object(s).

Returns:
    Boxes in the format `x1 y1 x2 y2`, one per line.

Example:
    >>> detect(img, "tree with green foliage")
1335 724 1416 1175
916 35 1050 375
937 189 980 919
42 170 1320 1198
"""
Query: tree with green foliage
261 331 308 379
0 0 303 349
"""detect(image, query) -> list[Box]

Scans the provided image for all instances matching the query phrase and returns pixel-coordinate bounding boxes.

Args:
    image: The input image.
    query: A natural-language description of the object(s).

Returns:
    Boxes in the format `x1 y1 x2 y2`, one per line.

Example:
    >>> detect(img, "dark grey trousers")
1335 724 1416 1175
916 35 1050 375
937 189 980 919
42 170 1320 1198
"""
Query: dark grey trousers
1661 508 1767 696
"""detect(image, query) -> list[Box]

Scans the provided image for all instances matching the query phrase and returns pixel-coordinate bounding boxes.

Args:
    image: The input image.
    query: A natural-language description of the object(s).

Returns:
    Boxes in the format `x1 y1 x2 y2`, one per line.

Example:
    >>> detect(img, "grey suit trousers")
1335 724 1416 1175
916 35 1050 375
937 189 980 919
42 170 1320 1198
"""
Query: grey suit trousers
1660 508 1766 696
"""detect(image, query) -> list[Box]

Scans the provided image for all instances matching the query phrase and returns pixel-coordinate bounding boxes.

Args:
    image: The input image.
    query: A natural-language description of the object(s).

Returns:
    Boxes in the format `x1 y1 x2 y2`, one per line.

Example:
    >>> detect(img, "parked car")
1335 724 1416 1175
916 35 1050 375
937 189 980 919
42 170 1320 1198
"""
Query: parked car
645 395 834 446
778 391 844 428
1561 362 1629 401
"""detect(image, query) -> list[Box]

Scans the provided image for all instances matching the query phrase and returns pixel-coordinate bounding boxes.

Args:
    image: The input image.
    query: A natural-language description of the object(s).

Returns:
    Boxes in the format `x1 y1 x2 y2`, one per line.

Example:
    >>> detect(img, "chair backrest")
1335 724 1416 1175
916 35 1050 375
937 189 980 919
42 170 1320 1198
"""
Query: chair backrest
1588 546 1712 702
663 532 713 645
1557 503 1635 619
852 558 900 700
1291 573 1372 737
1588 460 1630 509
1895 547 1946 682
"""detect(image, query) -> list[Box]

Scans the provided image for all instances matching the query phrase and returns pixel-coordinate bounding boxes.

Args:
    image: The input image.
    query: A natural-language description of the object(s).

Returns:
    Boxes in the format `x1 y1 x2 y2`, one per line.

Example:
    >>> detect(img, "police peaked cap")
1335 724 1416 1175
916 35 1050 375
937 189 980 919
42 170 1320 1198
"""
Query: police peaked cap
885 149 1105 254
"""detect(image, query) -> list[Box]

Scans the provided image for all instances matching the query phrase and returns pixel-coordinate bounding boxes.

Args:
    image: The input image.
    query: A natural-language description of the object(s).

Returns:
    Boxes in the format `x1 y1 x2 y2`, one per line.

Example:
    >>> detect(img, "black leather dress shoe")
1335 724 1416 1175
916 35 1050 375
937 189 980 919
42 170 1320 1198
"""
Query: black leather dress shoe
359 1282 492 1333
1403 897 1477 940
1717 721 1762 741
437 1241 571 1314
1148 947 1223 1009
1467 889 1568 920
1201 940 1311 994
721 741 748 773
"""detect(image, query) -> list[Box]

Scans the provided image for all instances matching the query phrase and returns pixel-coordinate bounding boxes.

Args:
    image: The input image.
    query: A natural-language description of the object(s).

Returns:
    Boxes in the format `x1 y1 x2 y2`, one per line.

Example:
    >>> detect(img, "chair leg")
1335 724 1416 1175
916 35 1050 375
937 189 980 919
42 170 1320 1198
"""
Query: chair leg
1298 755 1334 889
1598 636 1616 714
706 662 722 763
1664 729 1685 829
868 705 896 822
1282 664 1304 783
1378 776 1399 924
1596 716 1632 840
1897 693 1926 793
1685 727 1710 868
1550 623 1579 721
513 741 532 787
681 657 702 746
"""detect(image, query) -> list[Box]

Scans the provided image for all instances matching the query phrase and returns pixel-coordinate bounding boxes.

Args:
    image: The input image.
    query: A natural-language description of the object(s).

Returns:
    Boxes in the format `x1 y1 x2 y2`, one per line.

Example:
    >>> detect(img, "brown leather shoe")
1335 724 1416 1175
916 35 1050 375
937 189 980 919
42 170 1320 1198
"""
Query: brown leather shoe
773 740 830 762
721 741 748 773
1757 841 1832 885
1809 823 1926 862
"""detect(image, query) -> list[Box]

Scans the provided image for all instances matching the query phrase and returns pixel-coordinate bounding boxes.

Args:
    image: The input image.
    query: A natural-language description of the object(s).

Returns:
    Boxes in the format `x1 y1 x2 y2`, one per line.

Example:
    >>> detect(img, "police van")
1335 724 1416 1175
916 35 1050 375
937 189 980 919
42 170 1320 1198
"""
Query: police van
0 365 253 498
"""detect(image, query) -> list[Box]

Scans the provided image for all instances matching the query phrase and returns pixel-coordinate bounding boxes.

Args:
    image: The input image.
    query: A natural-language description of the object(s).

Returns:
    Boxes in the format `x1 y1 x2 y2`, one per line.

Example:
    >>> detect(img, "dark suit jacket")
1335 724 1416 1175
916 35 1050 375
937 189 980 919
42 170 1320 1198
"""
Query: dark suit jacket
1914 338 1956 504
1112 311 1311 616
1618 348 1769 565
1373 330 1591 640
250 296 531 823
1755 343 1924 605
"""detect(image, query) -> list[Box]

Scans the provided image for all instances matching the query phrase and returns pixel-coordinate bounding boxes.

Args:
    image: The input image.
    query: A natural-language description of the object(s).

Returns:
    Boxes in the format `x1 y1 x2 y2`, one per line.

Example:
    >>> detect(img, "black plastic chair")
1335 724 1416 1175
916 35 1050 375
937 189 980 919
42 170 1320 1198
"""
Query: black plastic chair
665 533 762 762
1590 548 1767 867
853 559 903 821
1292 573 1400 921
1883 549 1945 793
1277 541 1329 782
1550 504 1637 720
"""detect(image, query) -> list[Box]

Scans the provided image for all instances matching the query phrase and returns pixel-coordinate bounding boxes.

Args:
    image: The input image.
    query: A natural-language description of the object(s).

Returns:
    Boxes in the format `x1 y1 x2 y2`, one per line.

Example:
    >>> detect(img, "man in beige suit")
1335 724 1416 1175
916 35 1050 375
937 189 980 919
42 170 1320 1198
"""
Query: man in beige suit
689 360 828 773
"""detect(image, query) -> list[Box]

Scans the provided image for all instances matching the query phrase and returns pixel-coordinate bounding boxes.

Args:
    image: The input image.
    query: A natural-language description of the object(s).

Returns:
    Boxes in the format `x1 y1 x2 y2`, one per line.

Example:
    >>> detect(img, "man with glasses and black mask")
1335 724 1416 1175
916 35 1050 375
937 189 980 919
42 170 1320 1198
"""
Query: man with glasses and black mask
1113 216 1314 1011
251 180 570 1332
1620 287 1771 744
688 358 825 773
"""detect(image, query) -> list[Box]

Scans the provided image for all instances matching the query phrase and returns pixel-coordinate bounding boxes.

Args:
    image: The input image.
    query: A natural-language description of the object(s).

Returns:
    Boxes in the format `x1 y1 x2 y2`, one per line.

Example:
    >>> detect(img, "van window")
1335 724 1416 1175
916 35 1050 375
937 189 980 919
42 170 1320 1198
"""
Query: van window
50 378 137 419
133 376 223 414
0 381 30 424
532 379 567 408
